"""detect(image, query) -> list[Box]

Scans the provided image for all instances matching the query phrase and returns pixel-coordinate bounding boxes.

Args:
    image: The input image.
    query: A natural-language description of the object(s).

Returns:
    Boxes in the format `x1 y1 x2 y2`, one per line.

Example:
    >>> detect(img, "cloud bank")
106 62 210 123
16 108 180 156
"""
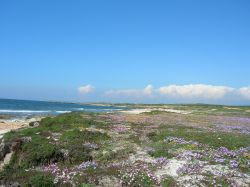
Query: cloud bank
77 84 250 104
238 86 250 100
78 85 94 95
143 84 153 95
158 84 234 99
104 85 154 98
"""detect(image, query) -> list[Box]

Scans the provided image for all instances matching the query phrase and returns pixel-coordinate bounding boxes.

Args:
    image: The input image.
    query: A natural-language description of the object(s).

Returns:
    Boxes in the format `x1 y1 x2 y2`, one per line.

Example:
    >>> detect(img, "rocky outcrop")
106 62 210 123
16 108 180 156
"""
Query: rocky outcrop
0 180 21 187
0 137 32 169
0 140 11 160
28 121 40 127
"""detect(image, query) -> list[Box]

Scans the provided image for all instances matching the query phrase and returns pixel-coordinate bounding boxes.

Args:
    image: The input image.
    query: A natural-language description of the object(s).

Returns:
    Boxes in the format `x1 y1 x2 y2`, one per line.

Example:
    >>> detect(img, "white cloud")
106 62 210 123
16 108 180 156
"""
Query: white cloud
143 84 153 95
238 86 250 100
78 85 94 94
104 85 154 98
158 84 234 99
102 84 250 104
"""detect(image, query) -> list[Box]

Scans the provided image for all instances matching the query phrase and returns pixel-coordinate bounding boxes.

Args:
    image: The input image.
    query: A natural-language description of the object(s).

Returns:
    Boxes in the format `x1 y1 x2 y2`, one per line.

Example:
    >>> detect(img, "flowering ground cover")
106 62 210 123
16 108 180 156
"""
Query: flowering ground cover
0 105 249 186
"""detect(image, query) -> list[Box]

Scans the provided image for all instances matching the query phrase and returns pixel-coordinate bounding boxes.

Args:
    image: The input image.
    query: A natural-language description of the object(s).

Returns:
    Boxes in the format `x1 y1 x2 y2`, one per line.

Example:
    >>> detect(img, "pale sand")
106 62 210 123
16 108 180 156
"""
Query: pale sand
120 109 152 114
0 121 24 138
0 117 42 139
120 108 192 115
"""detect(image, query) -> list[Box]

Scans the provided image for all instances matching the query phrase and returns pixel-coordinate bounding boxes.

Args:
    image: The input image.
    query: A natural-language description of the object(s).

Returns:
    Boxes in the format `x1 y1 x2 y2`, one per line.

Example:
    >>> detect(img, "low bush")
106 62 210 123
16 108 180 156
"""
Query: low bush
147 126 250 149
20 136 62 168
29 173 55 187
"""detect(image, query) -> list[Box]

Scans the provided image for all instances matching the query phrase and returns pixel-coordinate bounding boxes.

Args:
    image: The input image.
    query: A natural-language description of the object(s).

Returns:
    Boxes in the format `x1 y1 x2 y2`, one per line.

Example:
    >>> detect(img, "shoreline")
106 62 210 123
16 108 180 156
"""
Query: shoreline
0 117 43 139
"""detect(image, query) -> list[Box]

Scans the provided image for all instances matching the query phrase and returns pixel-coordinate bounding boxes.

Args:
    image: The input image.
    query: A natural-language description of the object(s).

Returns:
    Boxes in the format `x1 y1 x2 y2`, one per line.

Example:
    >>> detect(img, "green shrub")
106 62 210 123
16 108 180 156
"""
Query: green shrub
161 176 176 187
80 183 96 187
67 145 92 164
60 129 110 164
147 126 250 149
21 136 61 168
29 173 55 187
39 113 106 131
41 113 83 126
60 129 109 145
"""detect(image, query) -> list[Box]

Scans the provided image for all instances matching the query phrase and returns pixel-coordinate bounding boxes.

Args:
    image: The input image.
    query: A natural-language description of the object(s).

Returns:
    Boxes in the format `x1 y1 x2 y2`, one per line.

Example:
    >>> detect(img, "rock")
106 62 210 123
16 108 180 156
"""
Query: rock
83 142 99 150
10 182 21 187
11 140 23 151
60 149 69 158
0 151 13 170
21 136 32 143
155 159 186 179
129 147 155 164
29 121 40 127
0 179 7 186
0 141 11 160
84 127 106 134
98 176 121 187
51 133 62 141
0 181 21 187
1 137 31 154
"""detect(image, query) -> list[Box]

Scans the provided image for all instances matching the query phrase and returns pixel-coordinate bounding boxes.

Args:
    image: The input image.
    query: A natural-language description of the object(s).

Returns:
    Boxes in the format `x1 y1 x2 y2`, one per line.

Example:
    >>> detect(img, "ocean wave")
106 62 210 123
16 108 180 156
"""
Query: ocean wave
75 108 85 111
75 108 123 111
0 109 51 113
0 107 124 114
56 111 72 114
103 109 123 111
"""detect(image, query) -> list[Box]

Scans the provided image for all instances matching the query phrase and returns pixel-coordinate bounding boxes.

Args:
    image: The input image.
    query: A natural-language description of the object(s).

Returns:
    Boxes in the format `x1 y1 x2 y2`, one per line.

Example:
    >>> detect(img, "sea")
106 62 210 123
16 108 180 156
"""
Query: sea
0 98 125 118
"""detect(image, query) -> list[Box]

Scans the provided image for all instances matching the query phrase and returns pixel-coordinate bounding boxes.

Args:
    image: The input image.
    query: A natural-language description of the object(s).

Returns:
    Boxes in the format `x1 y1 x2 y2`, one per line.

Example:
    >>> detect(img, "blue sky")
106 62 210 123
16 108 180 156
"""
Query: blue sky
0 0 250 104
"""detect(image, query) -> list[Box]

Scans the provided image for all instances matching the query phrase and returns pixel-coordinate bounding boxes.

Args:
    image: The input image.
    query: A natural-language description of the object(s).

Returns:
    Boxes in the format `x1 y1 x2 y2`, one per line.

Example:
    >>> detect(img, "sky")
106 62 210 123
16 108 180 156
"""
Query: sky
0 0 250 104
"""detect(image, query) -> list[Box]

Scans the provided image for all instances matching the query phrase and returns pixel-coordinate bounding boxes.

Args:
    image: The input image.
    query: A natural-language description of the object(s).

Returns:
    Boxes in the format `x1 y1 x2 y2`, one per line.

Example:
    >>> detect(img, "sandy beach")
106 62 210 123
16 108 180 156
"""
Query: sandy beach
120 108 192 115
0 117 42 139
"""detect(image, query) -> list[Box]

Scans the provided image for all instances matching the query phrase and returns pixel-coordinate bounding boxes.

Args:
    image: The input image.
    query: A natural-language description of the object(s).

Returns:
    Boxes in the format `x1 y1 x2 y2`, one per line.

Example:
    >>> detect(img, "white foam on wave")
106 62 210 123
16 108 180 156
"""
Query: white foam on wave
75 108 85 111
85 109 98 111
0 110 51 113
75 107 123 111
0 107 124 114
103 109 123 111
56 111 71 114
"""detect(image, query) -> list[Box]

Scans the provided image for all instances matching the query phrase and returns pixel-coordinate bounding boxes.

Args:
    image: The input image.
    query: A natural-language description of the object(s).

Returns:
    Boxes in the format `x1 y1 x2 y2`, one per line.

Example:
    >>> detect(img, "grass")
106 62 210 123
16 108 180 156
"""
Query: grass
161 176 176 187
60 129 109 144
0 112 112 185
20 136 62 168
1 110 249 186
0 167 54 187
147 125 250 149
80 184 96 187
59 129 110 164
147 140 200 158
139 104 250 117
4 112 106 141
28 173 55 187
96 144 135 163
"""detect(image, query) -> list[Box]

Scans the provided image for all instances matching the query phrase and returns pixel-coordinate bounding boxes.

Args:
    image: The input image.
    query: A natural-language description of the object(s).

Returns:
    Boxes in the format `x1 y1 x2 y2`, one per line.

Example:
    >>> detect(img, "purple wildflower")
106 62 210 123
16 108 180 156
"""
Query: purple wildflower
177 151 203 161
229 160 238 168
177 162 205 175
43 161 98 184
164 136 200 146
152 157 169 168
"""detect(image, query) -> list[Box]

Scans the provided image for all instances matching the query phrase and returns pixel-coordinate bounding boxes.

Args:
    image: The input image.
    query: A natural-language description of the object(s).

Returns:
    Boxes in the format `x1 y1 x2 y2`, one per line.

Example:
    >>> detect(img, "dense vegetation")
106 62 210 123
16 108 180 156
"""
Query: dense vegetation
0 113 111 186
0 108 249 186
